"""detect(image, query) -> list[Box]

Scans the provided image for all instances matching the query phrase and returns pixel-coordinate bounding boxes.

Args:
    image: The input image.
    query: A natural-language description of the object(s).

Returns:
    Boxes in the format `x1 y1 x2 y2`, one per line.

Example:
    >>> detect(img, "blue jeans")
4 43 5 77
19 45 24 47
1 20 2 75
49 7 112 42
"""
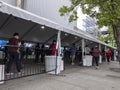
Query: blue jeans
6 52 21 73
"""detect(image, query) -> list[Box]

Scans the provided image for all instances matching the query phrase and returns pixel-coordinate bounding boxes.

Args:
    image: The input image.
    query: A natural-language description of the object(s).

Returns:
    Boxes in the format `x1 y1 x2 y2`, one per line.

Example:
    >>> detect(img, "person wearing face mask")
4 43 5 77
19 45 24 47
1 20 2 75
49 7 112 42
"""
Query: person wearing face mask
6 33 22 75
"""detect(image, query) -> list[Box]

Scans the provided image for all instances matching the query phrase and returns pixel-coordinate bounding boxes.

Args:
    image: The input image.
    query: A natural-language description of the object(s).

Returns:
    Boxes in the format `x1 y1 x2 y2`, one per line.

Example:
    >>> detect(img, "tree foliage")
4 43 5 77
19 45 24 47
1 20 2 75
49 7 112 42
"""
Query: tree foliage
99 26 115 43
59 0 120 28
59 0 120 62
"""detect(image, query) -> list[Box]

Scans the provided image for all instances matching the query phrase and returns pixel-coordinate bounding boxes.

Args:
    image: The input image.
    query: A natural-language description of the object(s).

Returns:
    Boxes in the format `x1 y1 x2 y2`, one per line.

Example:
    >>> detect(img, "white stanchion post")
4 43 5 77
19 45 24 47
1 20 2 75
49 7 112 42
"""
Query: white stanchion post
56 30 61 57
45 30 62 75
82 39 85 66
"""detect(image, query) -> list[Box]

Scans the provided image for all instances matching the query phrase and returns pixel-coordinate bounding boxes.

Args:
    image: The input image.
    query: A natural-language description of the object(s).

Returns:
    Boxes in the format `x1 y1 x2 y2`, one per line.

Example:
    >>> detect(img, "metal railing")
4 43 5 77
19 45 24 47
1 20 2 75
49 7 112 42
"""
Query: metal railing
0 45 58 82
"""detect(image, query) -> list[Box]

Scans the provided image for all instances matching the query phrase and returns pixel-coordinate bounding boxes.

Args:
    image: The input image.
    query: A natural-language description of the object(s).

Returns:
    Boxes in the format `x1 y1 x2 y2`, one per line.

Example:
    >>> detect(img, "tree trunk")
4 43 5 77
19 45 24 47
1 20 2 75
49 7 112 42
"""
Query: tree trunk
112 25 120 63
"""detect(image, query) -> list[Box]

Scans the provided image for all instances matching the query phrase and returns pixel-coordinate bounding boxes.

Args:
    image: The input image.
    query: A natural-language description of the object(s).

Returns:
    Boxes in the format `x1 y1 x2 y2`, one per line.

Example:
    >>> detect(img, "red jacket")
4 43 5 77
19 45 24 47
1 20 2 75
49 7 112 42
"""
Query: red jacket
106 51 112 57
50 44 56 55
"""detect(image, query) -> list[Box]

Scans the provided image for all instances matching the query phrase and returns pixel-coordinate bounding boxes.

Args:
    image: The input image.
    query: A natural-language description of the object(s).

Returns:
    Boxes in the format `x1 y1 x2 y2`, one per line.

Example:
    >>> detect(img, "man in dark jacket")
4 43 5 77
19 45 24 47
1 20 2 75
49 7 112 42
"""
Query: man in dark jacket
6 33 21 75
40 44 45 63
20 41 25 68
35 43 41 63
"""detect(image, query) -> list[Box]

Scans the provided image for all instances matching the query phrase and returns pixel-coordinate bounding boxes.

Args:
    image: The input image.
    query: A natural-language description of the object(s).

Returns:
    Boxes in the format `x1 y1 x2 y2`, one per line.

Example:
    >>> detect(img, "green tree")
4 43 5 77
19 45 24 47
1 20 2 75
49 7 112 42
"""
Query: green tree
59 0 120 61
99 26 115 46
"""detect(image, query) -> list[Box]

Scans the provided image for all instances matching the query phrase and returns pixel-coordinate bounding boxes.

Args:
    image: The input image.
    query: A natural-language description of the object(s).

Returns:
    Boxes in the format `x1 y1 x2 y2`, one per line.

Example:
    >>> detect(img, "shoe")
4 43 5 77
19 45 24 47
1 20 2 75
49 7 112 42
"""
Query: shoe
96 66 99 69
6 72 14 76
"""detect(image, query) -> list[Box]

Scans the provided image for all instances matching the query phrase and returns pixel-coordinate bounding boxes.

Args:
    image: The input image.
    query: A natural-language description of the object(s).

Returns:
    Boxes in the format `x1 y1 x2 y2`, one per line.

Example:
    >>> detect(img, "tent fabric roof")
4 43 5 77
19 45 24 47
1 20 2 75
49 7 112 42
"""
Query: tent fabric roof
0 1 116 49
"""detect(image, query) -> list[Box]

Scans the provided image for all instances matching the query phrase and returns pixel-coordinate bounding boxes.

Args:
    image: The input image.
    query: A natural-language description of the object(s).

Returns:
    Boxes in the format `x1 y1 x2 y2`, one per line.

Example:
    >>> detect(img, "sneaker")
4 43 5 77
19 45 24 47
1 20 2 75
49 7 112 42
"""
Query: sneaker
6 72 14 76
96 66 99 69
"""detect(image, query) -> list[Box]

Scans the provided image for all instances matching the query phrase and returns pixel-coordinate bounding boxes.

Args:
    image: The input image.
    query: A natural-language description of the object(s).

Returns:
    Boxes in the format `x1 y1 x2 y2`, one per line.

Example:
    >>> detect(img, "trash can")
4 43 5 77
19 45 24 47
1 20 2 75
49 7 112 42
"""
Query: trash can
83 55 92 66
45 56 62 74
0 65 4 84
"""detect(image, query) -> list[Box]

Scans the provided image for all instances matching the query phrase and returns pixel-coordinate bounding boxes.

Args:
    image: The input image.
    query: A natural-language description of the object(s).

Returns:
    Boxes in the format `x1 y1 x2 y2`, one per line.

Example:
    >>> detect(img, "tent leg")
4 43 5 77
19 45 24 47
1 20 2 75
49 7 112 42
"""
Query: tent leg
99 44 101 51
81 39 85 65
56 30 61 56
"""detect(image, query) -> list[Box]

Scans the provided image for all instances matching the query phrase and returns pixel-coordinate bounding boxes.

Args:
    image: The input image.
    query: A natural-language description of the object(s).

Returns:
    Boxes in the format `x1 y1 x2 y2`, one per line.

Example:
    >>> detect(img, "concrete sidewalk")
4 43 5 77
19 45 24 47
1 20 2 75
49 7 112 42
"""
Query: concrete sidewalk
1 61 120 90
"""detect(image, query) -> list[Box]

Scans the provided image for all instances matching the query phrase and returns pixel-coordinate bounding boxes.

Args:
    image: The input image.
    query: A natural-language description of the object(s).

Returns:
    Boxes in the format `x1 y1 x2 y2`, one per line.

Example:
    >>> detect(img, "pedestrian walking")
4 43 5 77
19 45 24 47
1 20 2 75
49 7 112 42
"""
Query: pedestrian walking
105 48 112 64
35 43 41 63
92 46 101 69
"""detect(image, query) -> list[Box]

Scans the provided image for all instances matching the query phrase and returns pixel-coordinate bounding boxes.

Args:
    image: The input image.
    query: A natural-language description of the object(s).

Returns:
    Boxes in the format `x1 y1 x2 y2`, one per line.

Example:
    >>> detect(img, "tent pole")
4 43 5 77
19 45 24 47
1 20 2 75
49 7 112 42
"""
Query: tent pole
81 39 85 64
99 44 101 51
105 46 107 51
56 30 61 56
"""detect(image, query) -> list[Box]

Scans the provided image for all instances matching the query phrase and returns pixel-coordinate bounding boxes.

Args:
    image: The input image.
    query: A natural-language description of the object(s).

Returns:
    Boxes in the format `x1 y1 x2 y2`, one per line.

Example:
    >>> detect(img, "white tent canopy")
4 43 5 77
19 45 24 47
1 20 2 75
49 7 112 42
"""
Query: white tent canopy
0 1 116 49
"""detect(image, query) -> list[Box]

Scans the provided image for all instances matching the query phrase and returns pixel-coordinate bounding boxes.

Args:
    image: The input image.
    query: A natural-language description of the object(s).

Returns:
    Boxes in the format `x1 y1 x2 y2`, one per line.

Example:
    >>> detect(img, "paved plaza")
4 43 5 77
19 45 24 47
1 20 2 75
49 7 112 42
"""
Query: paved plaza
1 61 120 90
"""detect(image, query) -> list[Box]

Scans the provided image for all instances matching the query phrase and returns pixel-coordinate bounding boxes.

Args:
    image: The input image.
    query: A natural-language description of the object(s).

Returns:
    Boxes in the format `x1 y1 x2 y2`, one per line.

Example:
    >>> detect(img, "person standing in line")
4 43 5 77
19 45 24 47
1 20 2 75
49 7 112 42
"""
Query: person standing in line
50 40 56 55
102 48 106 61
6 33 21 75
76 46 82 65
20 41 25 68
69 43 77 65
84 45 91 55
105 48 112 64
63 47 71 64
35 43 41 63
92 46 101 69
90 48 94 66
3 43 9 64
40 44 46 63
